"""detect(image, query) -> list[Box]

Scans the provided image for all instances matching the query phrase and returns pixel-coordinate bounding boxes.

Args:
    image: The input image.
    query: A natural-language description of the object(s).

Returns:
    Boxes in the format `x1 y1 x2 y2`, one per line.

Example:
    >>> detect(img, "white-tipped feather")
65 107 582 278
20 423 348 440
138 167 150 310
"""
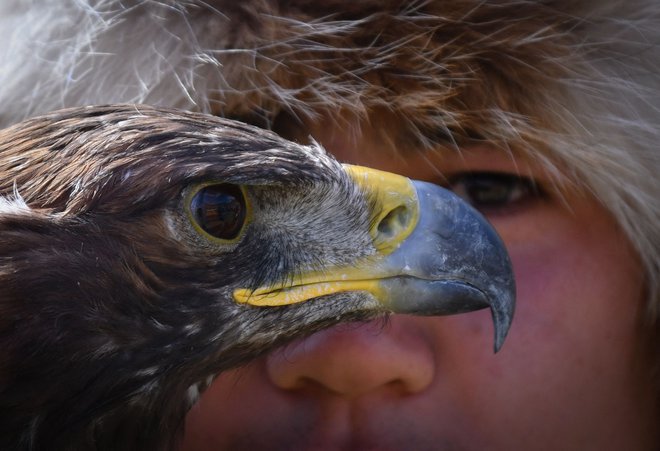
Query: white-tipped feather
0 187 30 216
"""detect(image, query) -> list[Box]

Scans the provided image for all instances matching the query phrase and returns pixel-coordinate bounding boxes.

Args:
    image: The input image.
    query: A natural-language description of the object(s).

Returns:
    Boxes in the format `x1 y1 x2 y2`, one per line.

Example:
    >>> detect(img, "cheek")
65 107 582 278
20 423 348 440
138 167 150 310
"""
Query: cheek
504 213 645 354
509 219 642 334
436 207 653 446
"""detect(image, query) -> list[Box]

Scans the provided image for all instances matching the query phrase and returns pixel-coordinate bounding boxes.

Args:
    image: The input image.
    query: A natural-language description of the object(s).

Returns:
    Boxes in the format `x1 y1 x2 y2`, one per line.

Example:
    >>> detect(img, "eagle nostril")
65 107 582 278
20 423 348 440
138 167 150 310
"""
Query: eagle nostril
376 205 412 244
341 164 420 254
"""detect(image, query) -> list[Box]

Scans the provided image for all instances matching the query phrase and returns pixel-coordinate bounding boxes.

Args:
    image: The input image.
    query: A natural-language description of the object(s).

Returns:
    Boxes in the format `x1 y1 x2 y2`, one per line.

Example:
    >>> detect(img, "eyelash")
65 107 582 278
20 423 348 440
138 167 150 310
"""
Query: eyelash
446 172 545 216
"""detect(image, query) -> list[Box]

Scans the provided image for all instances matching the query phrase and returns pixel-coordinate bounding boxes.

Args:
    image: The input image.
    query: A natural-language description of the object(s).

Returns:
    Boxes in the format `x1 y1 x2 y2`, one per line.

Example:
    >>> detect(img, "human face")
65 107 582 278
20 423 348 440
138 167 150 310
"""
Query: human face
180 115 658 450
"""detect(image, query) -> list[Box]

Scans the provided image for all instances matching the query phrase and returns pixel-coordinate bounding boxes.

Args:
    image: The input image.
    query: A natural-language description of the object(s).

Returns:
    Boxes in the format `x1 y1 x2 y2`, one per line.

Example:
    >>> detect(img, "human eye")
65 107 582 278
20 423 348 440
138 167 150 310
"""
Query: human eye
447 171 545 216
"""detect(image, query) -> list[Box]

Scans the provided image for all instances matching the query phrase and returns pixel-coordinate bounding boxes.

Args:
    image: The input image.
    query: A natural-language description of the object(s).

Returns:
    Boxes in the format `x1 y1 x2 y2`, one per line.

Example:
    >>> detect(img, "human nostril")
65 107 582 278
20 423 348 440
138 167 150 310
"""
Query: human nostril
265 320 435 398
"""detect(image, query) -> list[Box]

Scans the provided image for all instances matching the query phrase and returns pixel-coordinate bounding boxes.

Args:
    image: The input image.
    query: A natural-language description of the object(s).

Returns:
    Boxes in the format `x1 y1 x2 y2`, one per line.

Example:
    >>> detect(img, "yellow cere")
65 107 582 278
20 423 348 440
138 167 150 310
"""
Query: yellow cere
343 164 419 255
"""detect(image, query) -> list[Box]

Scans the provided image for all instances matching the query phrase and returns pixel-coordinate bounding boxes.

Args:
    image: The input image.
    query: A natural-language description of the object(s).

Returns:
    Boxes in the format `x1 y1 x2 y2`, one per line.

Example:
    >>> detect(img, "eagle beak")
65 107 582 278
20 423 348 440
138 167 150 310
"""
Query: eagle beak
234 166 515 352
375 177 516 352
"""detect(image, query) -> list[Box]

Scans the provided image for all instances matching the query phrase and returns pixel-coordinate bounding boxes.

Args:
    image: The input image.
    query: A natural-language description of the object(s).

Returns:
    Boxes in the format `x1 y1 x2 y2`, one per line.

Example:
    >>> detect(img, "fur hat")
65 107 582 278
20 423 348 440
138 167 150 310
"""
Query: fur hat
1 0 659 316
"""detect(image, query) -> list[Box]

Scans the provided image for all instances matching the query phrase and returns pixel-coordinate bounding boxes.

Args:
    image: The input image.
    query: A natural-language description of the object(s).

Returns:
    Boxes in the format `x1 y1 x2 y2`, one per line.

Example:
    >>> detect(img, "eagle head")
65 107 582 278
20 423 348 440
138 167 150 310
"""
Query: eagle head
0 105 514 450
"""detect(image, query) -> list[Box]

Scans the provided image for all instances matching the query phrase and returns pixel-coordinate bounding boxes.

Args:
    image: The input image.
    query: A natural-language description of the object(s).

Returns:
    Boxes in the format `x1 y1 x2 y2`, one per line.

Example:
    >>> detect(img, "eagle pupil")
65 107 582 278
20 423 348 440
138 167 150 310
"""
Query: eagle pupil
191 184 246 240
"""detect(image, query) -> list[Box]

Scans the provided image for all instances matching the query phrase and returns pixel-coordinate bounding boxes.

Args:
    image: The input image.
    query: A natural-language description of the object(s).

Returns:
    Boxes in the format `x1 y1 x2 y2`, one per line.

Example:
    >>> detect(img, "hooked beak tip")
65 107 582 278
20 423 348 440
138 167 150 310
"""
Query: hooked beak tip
489 286 515 353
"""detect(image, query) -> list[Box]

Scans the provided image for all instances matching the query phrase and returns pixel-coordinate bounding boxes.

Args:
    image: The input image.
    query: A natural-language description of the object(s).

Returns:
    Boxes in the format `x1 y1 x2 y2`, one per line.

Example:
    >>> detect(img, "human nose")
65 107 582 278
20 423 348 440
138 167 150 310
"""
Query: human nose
265 316 435 398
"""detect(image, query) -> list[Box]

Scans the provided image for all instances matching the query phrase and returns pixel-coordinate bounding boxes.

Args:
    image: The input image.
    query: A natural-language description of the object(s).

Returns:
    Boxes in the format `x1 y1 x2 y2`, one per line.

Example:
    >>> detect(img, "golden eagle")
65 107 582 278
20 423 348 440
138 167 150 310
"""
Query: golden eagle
0 105 514 450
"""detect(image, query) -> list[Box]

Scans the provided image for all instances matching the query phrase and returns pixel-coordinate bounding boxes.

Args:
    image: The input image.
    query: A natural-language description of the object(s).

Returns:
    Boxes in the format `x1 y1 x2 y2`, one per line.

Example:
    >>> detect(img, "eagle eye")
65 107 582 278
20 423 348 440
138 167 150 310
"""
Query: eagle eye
189 183 247 241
